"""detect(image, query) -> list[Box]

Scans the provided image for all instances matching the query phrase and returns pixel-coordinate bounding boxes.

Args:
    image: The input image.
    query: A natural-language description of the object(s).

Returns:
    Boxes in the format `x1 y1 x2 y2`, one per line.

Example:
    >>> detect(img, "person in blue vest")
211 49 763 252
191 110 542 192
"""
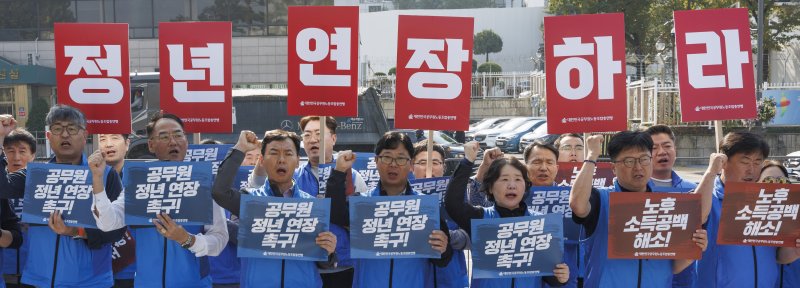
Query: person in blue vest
644 125 698 288
410 140 470 288
98 133 137 288
212 129 338 288
90 112 229 287
0 106 127 287
326 131 453 287
569 132 708 288
443 141 569 287
246 116 368 288
694 132 800 288
1 128 34 285
757 160 800 288
0 119 25 288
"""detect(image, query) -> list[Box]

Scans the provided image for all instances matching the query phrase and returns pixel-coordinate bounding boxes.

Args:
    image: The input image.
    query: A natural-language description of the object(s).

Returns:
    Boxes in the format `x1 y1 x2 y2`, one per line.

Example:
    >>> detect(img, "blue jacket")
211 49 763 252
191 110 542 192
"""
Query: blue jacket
131 225 209 287
294 162 354 268
427 219 469 288
239 183 323 288
353 184 451 288
696 177 779 288
22 156 122 288
650 171 698 288
2 199 27 280
209 210 241 284
471 206 543 288
581 181 674 288
780 260 800 288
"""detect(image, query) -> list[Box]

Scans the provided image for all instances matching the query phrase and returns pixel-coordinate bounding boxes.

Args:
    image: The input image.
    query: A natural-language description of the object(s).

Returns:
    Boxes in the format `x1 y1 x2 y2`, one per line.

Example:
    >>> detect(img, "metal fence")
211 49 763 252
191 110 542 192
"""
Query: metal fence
368 72 542 99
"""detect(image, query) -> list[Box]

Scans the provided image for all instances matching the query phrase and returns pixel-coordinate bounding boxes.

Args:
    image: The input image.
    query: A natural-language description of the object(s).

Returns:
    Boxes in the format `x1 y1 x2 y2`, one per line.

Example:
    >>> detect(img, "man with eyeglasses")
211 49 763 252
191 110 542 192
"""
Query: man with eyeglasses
410 140 469 288
326 131 453 287
554 133 585 163
569 131 709 287
693 131 800 288
90 112 228 287
0 106 126 287
245 116 366 287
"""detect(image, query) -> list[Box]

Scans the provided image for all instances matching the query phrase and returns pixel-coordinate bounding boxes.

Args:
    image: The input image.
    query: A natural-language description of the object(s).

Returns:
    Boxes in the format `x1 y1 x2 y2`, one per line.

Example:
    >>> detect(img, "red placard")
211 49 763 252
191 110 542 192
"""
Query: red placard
717 182 800 247
159 22 232 133
674 8 757 122
608 192 702 259
394 15 473 131
544 13 627 134
555 162 615 188
55 23 131 134
288 6 359 117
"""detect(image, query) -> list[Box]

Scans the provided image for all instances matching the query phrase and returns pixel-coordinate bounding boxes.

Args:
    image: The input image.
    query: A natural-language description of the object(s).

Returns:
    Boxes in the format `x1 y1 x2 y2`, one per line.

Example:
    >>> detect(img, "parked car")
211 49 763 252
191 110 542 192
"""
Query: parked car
466 117 511 141
471 117 537 149
517 122 559 153
392 129 465 158
495 119 547 153
786 151 800 182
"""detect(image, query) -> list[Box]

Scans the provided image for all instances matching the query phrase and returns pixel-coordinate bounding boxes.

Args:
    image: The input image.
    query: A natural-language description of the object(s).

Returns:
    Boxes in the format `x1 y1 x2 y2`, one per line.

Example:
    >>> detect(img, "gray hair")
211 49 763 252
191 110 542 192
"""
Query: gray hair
46 105 87 128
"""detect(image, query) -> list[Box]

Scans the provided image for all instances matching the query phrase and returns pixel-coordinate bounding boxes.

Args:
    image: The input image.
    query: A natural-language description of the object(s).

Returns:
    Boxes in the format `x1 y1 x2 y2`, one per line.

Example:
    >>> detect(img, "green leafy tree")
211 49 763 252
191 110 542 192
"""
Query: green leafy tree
388 67 396 75
474 30 503 63
27 96 49 133
478 62 502 73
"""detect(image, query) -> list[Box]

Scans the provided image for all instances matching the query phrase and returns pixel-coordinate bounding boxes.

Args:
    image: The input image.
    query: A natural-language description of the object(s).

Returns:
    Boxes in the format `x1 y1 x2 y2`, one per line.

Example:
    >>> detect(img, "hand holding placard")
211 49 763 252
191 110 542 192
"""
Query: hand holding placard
428 229 448 254
315 231 337 255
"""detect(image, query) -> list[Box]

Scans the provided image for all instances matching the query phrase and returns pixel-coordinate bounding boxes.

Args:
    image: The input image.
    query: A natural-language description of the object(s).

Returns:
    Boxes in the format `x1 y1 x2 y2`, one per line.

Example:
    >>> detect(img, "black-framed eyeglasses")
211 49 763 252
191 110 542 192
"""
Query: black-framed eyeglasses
50 125 83 136
558 145 584 152
614 156 652 168
377 156 410 166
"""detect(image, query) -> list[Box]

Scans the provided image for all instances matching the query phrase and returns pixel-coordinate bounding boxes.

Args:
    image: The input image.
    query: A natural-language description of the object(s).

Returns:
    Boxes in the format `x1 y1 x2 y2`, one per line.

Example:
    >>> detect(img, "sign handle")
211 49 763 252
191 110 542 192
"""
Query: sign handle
426 130 434 178
319 116 327 198
193 133 201 145
583 133 589 159
714 120 723 152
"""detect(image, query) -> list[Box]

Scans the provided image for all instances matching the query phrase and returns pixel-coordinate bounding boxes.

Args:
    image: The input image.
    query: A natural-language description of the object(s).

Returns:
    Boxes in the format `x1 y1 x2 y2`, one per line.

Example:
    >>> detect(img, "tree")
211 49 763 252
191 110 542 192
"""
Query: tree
478 62 502 73
388 67 396 75
474 30 503 63
27 96 49 133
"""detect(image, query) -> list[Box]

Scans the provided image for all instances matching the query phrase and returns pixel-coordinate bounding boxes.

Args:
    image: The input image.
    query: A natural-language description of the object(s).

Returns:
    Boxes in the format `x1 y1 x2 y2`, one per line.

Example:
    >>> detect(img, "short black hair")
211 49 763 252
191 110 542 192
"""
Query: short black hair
46 104 86 128
299 116 337 135
375 131 414 157
554 133 583 150
719 131 769 159
523 141 558 163
261 129 302 155
146 112 184 137
3 128 36 153
645 125 676 142
412 139 448 161
200 139 223 145
607 131 653 161
481 156 532 202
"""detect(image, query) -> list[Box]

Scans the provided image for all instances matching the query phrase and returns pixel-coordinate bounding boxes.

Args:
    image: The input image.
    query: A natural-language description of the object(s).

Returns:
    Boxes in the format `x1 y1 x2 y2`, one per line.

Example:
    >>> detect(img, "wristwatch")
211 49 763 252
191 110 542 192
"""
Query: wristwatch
180 234 195 249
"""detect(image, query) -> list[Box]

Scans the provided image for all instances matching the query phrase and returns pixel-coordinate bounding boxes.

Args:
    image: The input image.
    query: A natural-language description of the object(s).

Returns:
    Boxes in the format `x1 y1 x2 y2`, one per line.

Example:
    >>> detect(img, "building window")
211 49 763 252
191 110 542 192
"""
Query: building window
0 87 15 115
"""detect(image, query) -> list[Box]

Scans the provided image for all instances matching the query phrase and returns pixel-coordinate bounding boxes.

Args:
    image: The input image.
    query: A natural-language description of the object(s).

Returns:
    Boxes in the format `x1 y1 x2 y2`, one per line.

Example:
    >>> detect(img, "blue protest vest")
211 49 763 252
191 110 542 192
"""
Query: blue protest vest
353 184 437 288
582 181 673 288
209 210 240 284
695 177 779 288
649 171 698 288
780 260 800 288
470 206 543 288
240 183 323 288
426 219 469 288
21 155 115 288
131 225 209 288
294 162 354 269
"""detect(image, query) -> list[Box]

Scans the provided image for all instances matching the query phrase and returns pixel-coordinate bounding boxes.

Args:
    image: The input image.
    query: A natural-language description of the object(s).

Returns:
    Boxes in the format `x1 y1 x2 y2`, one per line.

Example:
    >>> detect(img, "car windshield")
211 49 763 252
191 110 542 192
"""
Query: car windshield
497 118 529 130
433 132 457 144
526 123 549 138
471 119 498 130
512 120 540 133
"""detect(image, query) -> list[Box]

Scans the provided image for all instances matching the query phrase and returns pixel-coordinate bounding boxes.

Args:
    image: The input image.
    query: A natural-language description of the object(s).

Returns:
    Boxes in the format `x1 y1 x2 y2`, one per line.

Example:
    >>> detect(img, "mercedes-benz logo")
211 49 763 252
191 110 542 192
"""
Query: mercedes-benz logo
280 120 293 131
